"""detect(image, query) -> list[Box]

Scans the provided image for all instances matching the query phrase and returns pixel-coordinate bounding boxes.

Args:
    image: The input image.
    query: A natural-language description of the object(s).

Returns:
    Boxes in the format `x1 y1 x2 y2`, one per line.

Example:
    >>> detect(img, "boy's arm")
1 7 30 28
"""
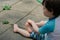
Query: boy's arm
27 20 40 33
27 20 47 33
28 20 48 33
36 21 47 27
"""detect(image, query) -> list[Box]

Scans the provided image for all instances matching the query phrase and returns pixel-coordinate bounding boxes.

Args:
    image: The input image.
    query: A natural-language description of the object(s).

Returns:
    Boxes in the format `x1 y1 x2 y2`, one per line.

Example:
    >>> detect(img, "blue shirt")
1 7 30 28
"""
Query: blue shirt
39 17 55 34
30 17 56 40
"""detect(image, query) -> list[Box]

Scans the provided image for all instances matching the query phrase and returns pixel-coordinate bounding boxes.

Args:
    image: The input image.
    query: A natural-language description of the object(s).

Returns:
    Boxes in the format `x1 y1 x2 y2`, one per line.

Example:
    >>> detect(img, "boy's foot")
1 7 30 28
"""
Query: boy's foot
13 24 19 32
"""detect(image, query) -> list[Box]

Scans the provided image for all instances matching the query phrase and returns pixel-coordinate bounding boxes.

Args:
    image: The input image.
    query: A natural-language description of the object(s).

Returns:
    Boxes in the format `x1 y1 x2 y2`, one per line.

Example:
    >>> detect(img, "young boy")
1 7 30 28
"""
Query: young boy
13 0 60 40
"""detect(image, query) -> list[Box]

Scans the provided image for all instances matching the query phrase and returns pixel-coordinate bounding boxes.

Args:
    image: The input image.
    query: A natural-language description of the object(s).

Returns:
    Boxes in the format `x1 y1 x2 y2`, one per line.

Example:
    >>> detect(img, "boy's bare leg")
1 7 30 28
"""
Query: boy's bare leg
13 24 30 37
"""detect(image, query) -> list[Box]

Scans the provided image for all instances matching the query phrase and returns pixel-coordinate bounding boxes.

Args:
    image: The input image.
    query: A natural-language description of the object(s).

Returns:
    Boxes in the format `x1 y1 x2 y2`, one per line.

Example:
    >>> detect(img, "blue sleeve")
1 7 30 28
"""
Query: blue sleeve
38 20 55 34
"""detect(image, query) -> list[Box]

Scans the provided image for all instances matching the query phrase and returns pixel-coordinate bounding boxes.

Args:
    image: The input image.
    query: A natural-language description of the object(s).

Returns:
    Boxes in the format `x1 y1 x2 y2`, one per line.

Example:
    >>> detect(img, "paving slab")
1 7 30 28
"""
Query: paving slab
0 10 29 24
0 0 22 11
0 23 11 34
0 0 47 40
0 0 39 37
0 5 3 12
0 26 32 40
12 0 39 12
17 5 48 28
22 0 39 5
0 0 21 6
0 9 30 34
0 0 39 24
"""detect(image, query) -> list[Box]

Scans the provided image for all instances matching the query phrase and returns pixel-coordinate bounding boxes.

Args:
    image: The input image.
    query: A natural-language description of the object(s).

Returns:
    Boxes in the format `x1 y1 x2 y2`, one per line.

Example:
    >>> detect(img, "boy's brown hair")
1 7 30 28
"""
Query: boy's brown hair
42 0 60 17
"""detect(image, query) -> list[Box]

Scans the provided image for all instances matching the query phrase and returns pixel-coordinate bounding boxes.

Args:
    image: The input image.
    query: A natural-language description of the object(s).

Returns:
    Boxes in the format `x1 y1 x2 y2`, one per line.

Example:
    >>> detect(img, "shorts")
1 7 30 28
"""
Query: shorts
30 32 45 40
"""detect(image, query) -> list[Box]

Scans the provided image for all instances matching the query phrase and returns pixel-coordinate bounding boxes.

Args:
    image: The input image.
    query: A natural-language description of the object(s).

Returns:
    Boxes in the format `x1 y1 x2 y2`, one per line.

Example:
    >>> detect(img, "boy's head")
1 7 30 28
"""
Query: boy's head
42 0 60 18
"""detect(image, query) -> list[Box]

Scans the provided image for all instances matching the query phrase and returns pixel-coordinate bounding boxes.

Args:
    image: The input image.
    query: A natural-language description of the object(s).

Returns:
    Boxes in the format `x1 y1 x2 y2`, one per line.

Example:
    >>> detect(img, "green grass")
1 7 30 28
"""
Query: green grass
2 20 9 24
3 5 11 10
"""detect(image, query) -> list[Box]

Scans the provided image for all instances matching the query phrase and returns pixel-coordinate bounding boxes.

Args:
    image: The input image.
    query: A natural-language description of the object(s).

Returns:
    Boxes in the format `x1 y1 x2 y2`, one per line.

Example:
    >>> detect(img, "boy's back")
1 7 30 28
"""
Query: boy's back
54 16 60 40
47 16 60 40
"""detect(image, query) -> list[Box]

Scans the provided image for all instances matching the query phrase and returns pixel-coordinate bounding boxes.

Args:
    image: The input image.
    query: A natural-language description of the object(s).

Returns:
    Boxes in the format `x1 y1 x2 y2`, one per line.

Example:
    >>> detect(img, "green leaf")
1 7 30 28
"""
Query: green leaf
2 20 9 24
37 0 43 3
3 5 11 10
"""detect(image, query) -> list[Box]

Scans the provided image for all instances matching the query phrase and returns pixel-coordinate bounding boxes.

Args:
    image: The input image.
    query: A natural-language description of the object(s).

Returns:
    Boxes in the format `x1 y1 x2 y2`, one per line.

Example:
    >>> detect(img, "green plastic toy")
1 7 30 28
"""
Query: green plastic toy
37 0 43 3
2 20 9 24
3 5 11 10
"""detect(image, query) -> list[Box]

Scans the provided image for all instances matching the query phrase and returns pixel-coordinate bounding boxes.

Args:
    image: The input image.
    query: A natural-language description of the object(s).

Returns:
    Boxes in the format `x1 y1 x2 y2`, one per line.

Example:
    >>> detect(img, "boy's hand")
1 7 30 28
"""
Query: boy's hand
25 19 39 33
25 19 34 32
27 19 34 24
27 19 39 32
25 19 33 27
25 22 31 27
27 19 34 26
25 19 35 27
